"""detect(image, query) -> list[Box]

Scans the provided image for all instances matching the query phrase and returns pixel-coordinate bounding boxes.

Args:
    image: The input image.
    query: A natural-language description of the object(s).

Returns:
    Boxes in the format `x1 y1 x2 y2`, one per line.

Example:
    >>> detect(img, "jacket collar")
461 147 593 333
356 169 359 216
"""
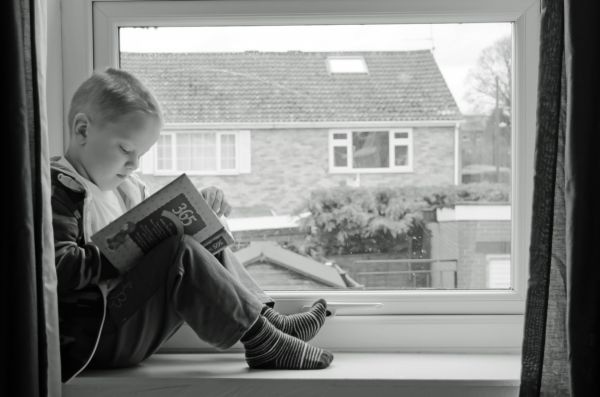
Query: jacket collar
50 156 147 211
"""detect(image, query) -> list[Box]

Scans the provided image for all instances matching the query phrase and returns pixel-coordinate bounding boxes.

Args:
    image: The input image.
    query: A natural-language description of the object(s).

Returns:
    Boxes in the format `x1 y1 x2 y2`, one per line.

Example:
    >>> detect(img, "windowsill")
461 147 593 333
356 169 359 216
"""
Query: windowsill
64 352 521 397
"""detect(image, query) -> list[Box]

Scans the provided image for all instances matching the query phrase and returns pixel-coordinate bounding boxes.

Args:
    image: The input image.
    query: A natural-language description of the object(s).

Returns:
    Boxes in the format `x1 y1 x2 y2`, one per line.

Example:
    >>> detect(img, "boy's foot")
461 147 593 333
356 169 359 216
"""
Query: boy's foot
240 315 334 369
261 298 328 341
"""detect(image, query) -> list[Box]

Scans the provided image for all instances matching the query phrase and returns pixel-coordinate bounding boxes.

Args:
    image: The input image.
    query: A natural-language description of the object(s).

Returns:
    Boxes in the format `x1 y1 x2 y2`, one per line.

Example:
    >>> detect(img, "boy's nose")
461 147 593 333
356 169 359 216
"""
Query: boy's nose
127 154 139 170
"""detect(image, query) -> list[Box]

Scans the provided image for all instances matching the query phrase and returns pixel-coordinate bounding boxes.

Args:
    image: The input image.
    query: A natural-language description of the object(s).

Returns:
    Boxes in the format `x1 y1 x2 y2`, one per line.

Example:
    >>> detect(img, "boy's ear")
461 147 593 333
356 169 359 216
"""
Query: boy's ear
72 113 89 143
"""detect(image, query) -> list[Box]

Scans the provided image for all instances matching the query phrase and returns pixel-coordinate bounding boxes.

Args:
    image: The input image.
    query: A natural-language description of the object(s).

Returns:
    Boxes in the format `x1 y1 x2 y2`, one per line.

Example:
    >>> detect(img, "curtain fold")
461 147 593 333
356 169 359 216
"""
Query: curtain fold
1 0 61 395
520 0 600 396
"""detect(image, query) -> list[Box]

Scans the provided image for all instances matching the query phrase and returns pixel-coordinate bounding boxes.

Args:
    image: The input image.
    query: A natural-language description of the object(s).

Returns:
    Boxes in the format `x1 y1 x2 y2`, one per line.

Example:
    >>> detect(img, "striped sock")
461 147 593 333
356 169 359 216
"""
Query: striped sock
261 298 328 341
240 315 334 369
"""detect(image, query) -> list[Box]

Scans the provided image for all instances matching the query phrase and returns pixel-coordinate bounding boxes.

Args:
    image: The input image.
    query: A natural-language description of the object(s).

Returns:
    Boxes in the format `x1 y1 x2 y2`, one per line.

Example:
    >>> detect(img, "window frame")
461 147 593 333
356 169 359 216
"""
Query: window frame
329 128 413 173
60 0 540 353
326 55 370 74
152 129 240 175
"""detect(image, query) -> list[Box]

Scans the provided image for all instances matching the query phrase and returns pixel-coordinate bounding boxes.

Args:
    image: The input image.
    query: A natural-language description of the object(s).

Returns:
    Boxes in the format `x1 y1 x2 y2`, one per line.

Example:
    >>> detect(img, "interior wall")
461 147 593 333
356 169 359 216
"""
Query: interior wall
47 0 63 156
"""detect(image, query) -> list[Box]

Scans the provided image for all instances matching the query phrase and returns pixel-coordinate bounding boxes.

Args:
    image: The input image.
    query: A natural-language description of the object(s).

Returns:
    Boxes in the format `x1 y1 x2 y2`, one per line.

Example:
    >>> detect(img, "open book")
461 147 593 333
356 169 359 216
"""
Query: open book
91 174 235 272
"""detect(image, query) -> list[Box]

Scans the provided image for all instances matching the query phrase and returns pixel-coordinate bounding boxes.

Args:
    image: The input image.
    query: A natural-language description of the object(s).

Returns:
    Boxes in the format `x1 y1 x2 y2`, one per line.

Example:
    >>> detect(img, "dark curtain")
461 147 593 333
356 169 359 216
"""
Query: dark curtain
1 0 60 396
520 0 600 396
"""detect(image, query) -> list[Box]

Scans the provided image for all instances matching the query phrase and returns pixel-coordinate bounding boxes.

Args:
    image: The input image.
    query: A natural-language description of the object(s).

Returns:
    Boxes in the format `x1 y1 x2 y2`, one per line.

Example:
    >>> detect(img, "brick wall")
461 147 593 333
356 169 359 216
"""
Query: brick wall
138 126 456 215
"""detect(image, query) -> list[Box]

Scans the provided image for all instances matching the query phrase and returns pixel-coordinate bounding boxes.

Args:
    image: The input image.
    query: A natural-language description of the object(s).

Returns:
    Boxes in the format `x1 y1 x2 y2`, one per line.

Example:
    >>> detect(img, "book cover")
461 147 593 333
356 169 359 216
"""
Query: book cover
91 174 234 272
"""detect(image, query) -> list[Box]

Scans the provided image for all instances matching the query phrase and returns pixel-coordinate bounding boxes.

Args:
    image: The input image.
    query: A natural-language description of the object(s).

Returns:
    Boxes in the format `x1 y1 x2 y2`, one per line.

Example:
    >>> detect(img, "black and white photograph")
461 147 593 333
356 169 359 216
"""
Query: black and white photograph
2 0 598 396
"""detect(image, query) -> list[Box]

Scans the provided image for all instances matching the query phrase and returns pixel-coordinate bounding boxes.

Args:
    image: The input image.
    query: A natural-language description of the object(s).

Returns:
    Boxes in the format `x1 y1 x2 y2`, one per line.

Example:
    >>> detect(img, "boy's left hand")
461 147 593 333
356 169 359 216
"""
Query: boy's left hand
200 186 232 217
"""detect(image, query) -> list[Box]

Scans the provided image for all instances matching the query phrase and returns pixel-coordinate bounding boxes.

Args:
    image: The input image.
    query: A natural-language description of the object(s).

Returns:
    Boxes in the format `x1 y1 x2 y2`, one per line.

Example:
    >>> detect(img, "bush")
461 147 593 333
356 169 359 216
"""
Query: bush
293 183 509 256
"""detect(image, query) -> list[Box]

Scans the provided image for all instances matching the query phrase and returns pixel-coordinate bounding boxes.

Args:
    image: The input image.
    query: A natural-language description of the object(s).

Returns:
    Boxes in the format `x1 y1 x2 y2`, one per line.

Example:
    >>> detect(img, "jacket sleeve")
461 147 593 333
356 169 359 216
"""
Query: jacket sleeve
51 189 120 293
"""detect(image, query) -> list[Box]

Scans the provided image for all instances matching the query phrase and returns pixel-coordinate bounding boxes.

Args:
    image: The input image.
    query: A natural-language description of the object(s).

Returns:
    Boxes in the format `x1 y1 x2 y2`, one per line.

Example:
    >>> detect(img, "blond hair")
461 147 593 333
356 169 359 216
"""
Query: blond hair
68 67 162 133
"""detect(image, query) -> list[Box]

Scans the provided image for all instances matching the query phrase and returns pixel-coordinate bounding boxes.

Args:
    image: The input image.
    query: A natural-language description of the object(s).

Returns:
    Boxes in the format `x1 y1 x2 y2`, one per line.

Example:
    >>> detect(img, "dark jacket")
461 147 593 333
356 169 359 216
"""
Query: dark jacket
50 156 146 382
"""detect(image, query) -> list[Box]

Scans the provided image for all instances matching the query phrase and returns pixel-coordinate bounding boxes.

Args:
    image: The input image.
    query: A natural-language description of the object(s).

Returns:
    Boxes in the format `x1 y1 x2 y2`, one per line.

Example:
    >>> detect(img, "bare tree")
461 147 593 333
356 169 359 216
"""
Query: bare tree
464 35 511 115
461 35 512 183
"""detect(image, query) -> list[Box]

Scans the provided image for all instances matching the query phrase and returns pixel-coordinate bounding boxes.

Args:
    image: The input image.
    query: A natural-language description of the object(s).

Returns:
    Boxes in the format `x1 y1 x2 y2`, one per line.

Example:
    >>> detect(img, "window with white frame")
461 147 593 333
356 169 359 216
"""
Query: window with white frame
62 0 539 352
330 129 412 172
327 56 369 74
141 130 251 175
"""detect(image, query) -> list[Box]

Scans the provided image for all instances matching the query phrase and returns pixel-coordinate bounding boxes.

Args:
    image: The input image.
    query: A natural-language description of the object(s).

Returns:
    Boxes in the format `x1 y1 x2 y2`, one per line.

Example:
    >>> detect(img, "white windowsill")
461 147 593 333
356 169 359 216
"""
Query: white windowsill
64 352 521 397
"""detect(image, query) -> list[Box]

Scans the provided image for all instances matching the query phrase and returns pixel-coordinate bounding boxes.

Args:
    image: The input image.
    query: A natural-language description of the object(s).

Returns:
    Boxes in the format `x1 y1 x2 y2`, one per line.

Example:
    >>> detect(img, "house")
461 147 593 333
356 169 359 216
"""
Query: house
121 50 463 215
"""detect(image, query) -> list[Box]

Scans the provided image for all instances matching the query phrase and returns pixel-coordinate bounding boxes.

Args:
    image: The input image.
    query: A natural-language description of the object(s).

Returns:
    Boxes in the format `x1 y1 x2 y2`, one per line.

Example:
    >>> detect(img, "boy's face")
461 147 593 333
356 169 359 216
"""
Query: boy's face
72 111 161 190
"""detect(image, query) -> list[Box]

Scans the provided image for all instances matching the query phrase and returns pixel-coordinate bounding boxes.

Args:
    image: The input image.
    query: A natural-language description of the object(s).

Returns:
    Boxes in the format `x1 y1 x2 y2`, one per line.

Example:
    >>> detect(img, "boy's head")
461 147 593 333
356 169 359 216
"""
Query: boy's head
66 68 162 190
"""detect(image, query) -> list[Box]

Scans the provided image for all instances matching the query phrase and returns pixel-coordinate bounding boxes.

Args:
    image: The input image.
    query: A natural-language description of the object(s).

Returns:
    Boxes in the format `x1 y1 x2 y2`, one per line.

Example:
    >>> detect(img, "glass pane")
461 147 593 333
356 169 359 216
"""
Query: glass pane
156 135 172 170
352 131 389 168
190 133 216 171
394 145 408 166
221 134 236 169
328 57 368 73
120 22 513 290
175 133 192 170
333 146 348 167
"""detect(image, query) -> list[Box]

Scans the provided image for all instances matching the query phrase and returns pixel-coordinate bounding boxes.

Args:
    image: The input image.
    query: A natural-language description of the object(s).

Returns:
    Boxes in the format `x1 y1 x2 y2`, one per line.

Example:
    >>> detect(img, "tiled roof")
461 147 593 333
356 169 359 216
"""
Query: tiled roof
120 51 462 123
234 241 363 289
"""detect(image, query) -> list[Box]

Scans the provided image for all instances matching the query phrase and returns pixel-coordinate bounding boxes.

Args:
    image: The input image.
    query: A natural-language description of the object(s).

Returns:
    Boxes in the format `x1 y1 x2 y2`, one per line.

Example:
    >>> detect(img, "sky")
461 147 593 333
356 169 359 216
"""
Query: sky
120 23 512 114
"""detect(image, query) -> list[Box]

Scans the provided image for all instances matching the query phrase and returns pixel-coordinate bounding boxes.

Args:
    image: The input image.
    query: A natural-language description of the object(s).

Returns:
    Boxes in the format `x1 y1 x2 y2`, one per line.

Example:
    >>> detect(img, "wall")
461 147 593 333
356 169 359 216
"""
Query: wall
139 125 456 215
48 0 64 156
428 217 511 289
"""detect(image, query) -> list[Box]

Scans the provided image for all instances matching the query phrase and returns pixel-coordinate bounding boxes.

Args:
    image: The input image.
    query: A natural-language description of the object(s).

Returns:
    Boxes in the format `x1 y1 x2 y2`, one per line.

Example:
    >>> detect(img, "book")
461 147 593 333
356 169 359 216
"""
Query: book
91 173 235 272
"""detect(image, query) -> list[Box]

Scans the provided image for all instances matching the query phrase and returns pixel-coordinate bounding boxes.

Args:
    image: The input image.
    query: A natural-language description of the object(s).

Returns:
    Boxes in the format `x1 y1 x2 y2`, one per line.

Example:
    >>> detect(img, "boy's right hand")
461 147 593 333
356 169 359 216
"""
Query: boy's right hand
200 186 232 217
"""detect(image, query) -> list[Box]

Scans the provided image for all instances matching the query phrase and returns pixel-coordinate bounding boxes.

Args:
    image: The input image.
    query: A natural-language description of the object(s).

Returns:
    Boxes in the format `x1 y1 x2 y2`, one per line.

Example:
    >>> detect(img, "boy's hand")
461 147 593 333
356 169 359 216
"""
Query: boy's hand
200 186 232 217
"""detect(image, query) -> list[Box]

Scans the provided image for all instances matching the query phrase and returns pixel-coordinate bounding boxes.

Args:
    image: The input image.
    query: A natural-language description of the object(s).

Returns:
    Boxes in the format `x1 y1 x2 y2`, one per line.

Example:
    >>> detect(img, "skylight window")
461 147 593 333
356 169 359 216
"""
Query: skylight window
327 57 369 74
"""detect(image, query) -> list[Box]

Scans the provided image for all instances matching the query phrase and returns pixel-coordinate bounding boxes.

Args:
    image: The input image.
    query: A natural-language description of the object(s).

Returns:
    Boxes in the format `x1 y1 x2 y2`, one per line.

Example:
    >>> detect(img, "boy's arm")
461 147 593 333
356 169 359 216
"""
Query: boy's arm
52 191 120 293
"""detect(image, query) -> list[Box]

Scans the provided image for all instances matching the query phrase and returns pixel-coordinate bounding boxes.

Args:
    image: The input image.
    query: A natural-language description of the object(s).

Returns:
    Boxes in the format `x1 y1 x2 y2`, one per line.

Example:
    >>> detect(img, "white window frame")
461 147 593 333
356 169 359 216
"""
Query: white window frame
155 132 176 172
61 0 540 353
329 128 413 173
326 55 369 74
152 128 240 176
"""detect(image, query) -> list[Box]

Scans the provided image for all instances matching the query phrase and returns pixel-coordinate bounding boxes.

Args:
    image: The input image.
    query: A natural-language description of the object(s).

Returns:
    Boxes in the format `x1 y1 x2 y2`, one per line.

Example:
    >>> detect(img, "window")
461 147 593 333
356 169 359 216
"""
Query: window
327 56 369 74
329 129 412 172
63 0 540 352
140 130 251 175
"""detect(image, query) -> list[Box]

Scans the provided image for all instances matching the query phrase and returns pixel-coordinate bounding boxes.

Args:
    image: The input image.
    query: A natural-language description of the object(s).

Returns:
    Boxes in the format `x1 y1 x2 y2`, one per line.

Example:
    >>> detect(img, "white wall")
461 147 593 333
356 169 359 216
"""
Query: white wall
47 0 63 156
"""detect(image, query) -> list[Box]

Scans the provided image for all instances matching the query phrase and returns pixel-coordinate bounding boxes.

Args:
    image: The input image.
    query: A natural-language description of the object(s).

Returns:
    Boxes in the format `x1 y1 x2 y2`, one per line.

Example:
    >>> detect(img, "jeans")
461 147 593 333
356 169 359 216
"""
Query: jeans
88 234 275 368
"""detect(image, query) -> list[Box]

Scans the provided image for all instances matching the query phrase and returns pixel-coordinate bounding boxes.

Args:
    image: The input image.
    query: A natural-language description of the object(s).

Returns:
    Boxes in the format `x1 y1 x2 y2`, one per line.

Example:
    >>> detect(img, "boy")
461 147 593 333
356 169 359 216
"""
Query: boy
51 68 333 383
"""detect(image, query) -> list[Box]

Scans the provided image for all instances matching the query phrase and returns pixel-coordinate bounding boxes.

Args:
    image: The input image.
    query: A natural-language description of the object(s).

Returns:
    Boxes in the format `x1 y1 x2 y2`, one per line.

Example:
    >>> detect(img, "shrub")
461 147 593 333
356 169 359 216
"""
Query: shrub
293 183 509 256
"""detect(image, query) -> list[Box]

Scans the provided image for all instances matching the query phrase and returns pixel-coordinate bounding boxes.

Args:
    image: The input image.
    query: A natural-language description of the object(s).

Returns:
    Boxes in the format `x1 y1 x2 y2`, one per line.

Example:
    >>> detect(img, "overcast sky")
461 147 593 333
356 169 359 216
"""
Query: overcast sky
120 23 511 114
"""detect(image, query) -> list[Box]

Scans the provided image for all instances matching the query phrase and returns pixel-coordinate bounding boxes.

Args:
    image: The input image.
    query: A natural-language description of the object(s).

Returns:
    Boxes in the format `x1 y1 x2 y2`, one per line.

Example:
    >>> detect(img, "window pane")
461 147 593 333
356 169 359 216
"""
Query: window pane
190 133 216 171
176 133 192 170
333 146 348 167
327 57 369 74
157 135 172 170
394 145 408 166
120 22 513 291
352 131 389 168
221 134 236 169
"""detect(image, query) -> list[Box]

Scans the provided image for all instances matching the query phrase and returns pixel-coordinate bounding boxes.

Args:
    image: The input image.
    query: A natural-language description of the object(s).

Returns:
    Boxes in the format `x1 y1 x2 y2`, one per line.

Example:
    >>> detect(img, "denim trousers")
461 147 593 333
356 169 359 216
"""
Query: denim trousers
88 234 275 369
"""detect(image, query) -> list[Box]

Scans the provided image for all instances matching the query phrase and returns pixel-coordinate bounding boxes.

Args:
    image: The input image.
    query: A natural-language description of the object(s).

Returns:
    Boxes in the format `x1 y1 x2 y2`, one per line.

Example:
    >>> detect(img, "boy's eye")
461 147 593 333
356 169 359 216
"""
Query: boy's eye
120 145 132 154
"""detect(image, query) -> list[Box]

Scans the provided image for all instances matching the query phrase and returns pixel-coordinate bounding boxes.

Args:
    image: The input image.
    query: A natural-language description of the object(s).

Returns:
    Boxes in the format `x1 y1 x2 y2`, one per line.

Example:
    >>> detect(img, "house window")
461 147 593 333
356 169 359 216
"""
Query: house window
141 130 251 175
327 56 369 74
330 129 412 172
